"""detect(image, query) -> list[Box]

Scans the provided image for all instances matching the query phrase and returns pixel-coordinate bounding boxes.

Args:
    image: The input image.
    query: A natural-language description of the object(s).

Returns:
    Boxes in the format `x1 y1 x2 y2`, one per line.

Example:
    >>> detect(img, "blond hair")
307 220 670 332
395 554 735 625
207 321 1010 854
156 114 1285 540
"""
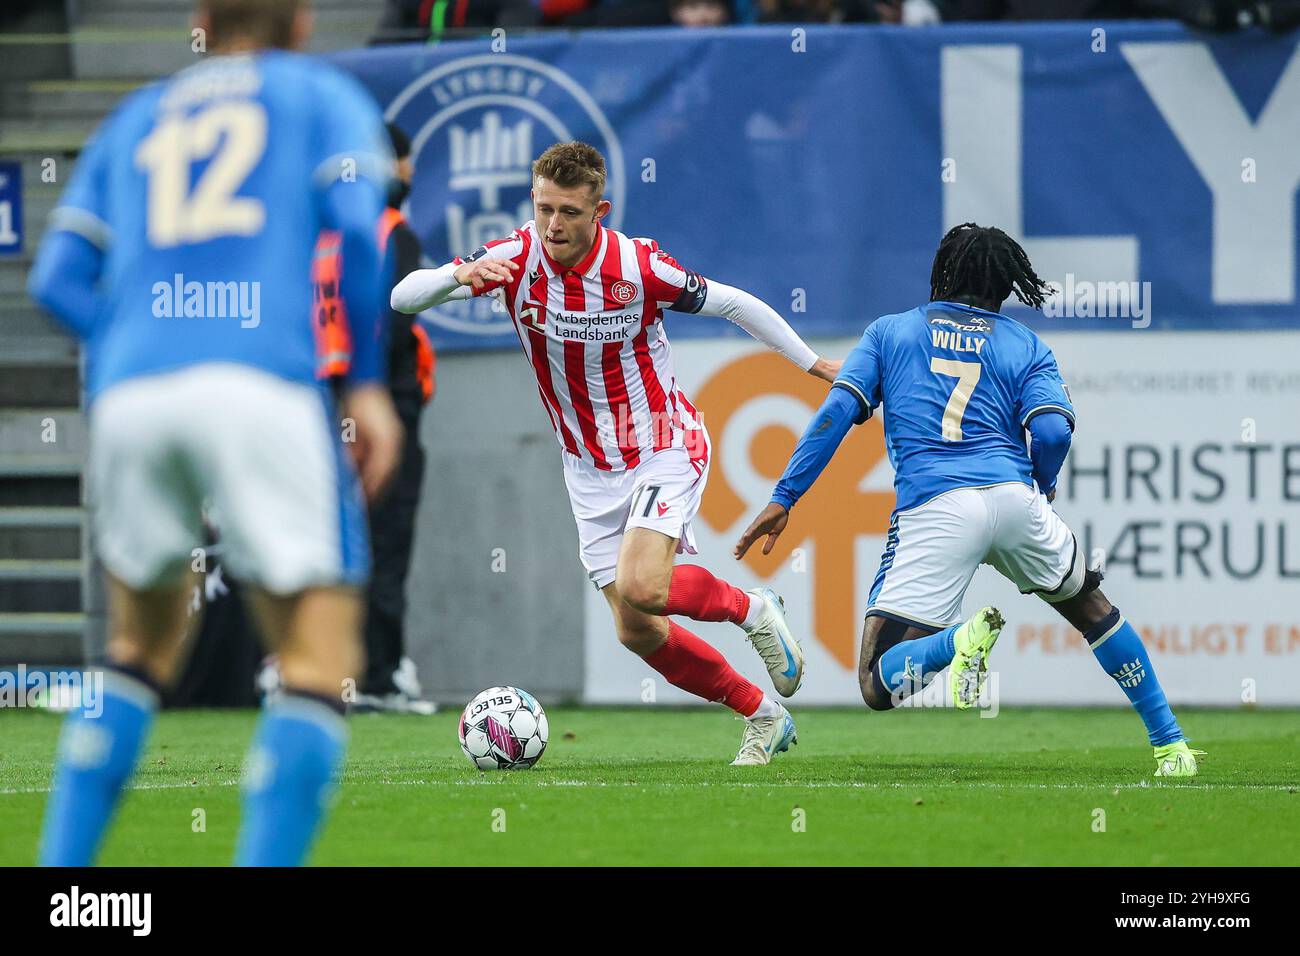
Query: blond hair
532 142 607 200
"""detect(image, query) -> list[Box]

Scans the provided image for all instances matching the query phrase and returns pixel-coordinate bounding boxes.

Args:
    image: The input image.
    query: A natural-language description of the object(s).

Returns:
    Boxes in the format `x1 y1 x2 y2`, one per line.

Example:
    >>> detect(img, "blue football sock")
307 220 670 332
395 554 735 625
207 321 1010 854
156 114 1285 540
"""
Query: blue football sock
1085 609 1183 746
39 667 159 866
235 690 348 867
877 623 958 698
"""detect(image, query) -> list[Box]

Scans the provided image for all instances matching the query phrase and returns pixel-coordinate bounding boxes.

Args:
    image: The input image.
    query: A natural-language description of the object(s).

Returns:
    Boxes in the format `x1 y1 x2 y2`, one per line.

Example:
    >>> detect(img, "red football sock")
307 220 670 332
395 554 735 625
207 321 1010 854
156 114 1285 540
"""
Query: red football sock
642 621 763 716
662 564 751 625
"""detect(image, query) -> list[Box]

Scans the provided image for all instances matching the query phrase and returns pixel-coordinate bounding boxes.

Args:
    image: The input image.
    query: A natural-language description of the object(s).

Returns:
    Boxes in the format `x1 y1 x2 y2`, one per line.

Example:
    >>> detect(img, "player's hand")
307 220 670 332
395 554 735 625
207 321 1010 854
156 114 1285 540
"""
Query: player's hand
454 258 519 291
809 357 842 383
734 502 789 559
1045 487 1057 504
342 384 404 502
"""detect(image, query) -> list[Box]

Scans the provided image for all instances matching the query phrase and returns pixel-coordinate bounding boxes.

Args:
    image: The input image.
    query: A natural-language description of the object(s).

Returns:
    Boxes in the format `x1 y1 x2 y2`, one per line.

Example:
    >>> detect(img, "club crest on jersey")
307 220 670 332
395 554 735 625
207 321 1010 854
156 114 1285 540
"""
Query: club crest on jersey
386 54 625 339
611 279 637 303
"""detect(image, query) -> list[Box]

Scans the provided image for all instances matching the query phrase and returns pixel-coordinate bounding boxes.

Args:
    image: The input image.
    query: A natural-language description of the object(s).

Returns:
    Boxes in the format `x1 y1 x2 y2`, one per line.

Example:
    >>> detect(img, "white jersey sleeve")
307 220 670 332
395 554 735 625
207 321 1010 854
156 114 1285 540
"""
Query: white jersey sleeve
390 228 529 313
634 238 817 371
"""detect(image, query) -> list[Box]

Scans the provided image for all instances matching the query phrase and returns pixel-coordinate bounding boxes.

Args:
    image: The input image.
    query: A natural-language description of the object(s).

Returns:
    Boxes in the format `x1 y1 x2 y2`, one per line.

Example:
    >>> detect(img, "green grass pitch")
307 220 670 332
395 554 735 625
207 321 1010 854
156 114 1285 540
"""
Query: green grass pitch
1 706 1296 866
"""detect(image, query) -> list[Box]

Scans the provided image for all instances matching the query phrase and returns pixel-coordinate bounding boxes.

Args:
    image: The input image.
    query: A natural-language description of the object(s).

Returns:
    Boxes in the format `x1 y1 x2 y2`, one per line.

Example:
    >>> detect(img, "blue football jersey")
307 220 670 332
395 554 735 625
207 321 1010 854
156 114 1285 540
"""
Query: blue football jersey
833 301 1075 511
47 51 391 399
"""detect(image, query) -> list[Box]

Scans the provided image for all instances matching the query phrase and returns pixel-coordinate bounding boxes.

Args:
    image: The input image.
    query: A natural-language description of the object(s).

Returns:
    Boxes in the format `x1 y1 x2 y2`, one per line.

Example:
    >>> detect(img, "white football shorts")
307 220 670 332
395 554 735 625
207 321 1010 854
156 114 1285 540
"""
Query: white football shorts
562 441 711 590
867 481 1087 628
88 362 369 594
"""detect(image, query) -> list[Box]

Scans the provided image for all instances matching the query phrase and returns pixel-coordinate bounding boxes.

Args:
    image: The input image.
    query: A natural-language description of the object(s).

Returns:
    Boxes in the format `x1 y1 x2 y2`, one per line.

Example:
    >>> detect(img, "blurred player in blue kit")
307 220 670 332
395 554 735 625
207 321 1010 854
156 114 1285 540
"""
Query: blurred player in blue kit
736 224 1204 778
27 0 403 864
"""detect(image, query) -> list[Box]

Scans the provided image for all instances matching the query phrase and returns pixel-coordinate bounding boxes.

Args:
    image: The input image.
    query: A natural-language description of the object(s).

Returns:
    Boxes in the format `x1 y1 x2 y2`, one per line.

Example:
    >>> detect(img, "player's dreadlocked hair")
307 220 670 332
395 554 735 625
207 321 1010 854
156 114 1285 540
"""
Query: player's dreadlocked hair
929 223 1054 311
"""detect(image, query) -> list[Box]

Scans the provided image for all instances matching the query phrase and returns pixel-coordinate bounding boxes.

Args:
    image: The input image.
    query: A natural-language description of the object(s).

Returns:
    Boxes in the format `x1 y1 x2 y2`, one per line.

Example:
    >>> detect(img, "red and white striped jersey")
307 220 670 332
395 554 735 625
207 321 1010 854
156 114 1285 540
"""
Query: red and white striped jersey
453 220 710 473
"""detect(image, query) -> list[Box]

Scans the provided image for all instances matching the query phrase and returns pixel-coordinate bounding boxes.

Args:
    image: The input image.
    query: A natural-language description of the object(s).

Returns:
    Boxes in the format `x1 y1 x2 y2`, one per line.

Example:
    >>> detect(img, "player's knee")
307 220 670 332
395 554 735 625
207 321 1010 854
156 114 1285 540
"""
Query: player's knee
106 636 183 689
858 671 895 712
619 574 668 615
615 619 663 656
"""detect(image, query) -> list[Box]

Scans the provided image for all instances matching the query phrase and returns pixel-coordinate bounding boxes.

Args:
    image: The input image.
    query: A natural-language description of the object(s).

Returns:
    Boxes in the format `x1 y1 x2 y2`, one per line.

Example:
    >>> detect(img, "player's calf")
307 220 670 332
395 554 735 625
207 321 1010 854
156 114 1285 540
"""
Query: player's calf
39 576 193 865
236 587 363 866
39 663 163 866
1056 590 1191 753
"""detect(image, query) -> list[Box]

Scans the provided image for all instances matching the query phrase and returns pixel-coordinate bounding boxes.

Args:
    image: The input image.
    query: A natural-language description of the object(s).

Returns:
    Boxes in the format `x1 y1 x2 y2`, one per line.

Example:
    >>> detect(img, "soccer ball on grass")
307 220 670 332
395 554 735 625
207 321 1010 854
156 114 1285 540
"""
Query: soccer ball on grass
458 686 549 770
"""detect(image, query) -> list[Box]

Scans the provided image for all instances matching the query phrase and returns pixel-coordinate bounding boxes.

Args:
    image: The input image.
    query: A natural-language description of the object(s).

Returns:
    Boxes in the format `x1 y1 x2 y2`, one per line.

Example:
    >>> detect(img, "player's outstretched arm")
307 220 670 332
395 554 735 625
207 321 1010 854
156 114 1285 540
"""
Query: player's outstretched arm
733 385 862 559
391 259 520 313
696 281 841 383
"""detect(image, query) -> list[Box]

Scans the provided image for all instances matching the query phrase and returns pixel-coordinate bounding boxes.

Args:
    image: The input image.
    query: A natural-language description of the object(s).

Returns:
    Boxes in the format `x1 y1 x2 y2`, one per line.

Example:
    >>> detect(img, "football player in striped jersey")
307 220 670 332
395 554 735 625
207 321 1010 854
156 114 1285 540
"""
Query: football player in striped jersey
394 142 839 765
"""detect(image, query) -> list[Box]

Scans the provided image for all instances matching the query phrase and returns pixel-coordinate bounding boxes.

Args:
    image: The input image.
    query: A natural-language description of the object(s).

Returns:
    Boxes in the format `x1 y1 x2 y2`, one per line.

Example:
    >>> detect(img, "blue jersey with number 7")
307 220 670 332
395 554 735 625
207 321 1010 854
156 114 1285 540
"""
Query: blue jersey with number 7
832 301 1075 512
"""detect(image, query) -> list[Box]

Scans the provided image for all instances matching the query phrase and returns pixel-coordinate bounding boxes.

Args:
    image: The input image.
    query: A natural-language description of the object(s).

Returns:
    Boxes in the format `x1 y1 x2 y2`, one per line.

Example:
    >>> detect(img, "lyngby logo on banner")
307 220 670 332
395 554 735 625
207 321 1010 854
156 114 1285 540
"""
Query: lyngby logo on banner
385 54 625 338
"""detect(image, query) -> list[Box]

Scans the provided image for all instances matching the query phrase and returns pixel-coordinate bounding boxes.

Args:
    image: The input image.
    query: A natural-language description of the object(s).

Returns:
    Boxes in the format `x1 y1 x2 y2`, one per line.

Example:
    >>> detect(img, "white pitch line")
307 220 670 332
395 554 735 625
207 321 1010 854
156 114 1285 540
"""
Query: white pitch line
369 779 1298 793
3 778 1293 796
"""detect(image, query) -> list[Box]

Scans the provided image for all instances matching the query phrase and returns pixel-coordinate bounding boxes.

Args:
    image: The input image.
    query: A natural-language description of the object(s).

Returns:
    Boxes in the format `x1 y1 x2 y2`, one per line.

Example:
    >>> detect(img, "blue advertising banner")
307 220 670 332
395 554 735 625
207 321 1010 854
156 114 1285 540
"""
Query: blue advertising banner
332 22 1300 351
0 161 22 256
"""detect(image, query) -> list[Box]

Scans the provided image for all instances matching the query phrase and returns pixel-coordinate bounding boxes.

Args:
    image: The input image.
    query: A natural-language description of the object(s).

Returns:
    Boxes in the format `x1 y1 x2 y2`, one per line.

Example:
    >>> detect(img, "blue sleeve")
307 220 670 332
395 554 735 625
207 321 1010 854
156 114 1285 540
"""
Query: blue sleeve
27 231 105 340
1016 335 1075 428
771 386 861 511
312 74 392 386
310 71 392 199
831 323 883 425
1028 411 1072 496
48 119 113 245
29 119 119 338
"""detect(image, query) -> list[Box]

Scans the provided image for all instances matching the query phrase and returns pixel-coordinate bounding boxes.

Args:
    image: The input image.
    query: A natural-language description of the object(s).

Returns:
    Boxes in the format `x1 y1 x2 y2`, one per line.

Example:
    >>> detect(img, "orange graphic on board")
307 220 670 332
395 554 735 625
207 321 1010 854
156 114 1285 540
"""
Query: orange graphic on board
694 352 895 669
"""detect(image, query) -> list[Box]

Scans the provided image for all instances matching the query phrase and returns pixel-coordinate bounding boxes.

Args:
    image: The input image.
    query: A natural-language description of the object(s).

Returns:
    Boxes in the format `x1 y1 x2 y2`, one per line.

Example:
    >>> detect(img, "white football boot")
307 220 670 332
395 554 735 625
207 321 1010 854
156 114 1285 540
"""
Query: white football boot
731 702 798 766
742 587 805 697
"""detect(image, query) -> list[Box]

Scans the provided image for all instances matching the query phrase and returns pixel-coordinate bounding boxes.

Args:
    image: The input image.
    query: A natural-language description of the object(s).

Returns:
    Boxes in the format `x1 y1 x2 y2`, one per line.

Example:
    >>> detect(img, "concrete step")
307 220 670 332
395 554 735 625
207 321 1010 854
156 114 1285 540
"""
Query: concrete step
67 12 380 79
0 79 142 120
71 28 197 82
0 409 86 457
0 258 36 297
0 115 103 150
0 523 81 561
0 613 85 666
0 125 90 154
6 156 81 189
0 506 84 528
0 334 79 366
0 454 84 478
0 23 74 84
0 362 81 406
11 175 73 257
75 0 365 10
0 296 79 360
80 6 377 33
0 475 80 508
0 558 82 580
0 568 83 613
0 612 84 636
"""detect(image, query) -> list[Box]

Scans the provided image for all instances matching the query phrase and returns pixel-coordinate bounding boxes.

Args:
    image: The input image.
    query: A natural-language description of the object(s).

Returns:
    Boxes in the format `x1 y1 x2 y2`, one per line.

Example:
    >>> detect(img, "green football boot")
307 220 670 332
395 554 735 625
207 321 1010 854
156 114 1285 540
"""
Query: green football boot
1153 741 1206 778
949 606 1005 710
